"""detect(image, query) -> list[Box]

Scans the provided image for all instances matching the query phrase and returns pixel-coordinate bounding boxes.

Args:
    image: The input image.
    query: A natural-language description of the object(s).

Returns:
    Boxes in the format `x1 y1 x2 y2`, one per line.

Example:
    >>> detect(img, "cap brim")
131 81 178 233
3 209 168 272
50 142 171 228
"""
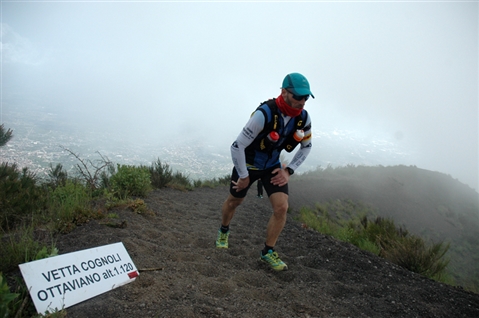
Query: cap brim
291 88 315 99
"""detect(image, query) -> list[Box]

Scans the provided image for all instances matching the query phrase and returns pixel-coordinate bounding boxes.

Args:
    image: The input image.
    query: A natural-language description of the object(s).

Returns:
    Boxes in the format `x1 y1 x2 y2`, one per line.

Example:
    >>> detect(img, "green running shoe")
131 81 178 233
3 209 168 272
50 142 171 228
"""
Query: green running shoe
260 250 288 271
215 230 230 248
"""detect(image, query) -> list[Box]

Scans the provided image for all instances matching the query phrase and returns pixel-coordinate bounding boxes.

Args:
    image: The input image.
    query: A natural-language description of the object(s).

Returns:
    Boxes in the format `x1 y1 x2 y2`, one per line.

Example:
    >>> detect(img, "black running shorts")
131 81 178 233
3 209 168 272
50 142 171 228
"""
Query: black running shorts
229 165 289 198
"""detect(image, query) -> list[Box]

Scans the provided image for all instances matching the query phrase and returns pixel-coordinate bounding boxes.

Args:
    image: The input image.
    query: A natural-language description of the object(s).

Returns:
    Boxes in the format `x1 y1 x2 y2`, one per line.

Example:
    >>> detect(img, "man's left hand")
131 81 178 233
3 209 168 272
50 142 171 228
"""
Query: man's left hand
270 168 290 187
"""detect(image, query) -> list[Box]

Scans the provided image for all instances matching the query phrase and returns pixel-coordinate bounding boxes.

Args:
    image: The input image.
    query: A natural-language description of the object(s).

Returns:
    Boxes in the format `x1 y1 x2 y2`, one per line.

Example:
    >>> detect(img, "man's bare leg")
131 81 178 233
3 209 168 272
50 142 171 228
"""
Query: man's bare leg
260 192 289 271
216 194 244 248
265 192 289 247
221 194 244 227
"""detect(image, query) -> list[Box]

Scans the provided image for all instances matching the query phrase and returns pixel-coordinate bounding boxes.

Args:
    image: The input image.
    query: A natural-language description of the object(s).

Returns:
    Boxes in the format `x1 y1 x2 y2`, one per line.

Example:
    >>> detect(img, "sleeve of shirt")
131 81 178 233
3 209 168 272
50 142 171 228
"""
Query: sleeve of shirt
287 112 312 172
230 110 265 179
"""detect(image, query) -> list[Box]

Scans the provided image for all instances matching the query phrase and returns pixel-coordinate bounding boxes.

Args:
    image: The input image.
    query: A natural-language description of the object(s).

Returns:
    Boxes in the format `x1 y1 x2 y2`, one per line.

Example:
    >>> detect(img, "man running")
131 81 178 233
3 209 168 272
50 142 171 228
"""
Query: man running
215 73 314 271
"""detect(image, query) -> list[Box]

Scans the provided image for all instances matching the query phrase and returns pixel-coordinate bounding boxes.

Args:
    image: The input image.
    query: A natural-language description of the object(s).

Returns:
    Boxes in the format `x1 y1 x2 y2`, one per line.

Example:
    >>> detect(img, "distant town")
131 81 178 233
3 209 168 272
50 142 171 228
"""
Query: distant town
1 103 412 182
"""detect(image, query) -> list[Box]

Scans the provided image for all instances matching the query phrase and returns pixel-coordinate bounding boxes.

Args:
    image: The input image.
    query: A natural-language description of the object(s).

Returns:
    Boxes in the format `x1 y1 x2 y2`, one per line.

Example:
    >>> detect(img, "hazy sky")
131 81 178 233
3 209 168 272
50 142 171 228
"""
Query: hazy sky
1 0 478 190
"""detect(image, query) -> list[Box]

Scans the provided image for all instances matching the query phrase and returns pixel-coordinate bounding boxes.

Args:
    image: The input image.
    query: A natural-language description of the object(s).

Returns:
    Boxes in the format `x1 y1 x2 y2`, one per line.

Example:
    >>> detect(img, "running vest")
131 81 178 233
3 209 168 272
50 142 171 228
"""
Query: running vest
245 99 310 170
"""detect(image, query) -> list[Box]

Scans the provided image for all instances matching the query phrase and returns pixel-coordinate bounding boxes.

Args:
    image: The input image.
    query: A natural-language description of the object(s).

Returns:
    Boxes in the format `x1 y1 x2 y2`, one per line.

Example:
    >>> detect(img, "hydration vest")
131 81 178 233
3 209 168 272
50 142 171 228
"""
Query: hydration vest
251 99 310 153
244 99 310 170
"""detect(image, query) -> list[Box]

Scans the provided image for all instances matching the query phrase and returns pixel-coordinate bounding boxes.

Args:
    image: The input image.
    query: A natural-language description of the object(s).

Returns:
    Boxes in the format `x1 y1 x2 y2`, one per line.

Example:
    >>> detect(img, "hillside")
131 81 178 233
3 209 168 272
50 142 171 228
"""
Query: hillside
289 165 479 289
49 180 479 317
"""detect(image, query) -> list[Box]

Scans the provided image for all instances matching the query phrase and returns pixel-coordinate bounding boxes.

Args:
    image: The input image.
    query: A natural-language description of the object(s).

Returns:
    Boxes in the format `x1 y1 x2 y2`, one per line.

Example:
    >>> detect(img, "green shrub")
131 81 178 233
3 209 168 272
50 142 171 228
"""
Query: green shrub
50 179 87 199
330 219 382 255
196 174 232 188
361 217 407 246
110 164 151 198
0 163 46 229
380 235 450 281
299 205 450 282
147 158 173 189
99 162 116 190
195 179 218 189
299 207 335 235
0 124 13 147
48 180 92 230
1 243 58 317
50 180 90 210
355 238 382 255
167 171 193 191
34 245 59 260
0 272 19 318
217 174 231 186
46 163 68 189
0 225 57 273
200 179 222 188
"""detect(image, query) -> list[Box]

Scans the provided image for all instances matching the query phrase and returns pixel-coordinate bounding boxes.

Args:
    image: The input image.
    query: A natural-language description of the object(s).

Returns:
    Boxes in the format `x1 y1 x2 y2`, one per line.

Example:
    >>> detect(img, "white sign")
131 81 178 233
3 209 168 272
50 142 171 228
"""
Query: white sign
18 242 139 314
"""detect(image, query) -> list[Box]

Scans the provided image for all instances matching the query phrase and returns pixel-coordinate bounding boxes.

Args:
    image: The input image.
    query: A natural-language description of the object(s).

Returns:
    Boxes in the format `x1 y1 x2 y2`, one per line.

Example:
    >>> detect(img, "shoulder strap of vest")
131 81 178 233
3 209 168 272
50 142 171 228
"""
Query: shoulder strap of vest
254 99 279 133
296 109 310 131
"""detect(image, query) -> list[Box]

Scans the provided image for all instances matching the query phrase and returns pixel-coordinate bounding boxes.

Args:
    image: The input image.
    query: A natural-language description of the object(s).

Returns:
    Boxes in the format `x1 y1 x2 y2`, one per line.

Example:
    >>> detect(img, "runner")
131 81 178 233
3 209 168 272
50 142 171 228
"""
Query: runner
215 73 315 271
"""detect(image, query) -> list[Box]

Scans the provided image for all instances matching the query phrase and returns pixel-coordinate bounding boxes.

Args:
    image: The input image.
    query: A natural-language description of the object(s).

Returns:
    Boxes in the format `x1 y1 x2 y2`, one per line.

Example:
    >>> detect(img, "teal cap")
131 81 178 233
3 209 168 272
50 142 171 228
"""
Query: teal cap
281 73 315 98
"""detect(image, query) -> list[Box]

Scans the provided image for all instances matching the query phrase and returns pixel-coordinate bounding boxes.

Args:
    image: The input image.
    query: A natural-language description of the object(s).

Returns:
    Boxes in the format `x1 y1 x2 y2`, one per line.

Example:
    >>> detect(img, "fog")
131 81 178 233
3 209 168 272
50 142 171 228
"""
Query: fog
1 1 478 190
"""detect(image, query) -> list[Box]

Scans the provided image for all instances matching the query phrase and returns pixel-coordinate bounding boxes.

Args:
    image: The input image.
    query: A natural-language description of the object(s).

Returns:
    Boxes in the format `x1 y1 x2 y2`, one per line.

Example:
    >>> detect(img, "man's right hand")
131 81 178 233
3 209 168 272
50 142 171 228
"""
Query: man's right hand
232 176 250 192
